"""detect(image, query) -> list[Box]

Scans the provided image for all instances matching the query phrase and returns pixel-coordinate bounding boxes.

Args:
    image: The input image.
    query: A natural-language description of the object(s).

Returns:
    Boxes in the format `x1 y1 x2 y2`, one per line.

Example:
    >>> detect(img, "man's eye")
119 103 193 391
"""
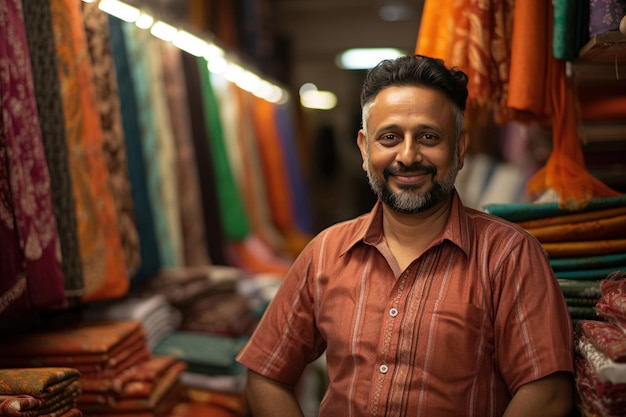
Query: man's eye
421 133 438 141
380 134 399 142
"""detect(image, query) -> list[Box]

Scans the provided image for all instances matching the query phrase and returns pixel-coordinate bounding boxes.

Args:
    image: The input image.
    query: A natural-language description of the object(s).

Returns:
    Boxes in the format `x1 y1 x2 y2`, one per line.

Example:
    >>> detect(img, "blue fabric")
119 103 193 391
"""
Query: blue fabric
275 103 313 233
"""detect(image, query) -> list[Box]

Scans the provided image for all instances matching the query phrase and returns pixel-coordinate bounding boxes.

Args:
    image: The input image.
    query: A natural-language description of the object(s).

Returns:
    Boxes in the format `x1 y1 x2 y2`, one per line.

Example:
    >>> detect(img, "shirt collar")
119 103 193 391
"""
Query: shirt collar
339 190 471 258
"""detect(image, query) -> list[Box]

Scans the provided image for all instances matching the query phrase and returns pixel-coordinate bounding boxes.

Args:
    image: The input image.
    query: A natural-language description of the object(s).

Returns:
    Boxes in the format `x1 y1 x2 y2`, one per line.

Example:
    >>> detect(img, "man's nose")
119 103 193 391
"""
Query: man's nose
397 136 422 166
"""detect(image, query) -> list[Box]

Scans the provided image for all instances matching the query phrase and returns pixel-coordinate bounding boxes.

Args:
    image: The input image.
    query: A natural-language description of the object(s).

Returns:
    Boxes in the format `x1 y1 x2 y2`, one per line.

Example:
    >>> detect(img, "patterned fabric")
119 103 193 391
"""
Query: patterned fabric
0 394 42 416
21 0 84 298
0 0 66 317
122 21 183 268
237 191 574 417
0 368 80 399
595 272 626 330
416 0 514 120
107 15 161 282
159 42 210 267
576 356 626 417
82 1 141 277
589 0 626 37
577 331 626 384
576 320 626 362
49 0 129 302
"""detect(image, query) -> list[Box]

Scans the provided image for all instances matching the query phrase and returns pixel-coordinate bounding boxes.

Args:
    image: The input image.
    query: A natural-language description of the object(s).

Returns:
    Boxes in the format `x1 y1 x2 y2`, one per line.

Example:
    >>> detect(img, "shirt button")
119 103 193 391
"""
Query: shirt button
389 308 398 317
379 364 388 374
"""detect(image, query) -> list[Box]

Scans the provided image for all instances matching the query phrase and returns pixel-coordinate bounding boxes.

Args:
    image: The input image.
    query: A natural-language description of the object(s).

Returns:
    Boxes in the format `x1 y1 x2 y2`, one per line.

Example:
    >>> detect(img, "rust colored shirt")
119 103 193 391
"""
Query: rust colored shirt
236 192 574 417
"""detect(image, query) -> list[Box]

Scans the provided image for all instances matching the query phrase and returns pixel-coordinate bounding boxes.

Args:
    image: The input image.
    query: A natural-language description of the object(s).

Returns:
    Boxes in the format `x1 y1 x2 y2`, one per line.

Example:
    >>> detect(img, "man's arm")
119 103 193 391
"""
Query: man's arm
503 371 574 417
245 370 305 417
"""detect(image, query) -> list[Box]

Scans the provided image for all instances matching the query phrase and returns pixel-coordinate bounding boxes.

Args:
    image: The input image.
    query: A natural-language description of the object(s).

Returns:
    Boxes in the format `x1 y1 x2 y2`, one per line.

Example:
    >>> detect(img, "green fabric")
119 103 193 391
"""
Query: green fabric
552 0 577 60
196 58 250 240
554 266 626 280
484 196 626 222
558 279 601 298
550 253 626 271
153 331 248 375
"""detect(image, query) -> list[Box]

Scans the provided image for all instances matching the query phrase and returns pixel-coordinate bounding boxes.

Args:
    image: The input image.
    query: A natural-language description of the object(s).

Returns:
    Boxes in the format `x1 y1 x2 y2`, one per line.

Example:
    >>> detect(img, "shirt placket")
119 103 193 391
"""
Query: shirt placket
369 264 414 416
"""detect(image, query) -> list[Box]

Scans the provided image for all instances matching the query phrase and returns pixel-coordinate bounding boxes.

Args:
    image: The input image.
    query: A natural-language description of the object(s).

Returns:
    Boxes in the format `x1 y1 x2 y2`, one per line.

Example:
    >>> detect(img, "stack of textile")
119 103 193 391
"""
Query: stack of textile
153 331 248 417
82 294 182 350
0 320 187 417
0 367 82 417
130 266 259 338
484 195 626 324
575 271 626 417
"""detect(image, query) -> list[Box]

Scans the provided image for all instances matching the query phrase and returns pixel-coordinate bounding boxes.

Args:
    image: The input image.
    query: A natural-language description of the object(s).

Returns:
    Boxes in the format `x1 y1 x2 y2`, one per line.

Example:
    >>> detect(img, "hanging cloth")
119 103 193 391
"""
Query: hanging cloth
121 21 183 268
416 0 515 120
49 0 128 302
526 58 623 208
0 0 66 316
108 16 161 282
196 58 250 241
159 42 211 267
82 2 141 276
21 0 84 297
234 86 287 255
180 51 229 266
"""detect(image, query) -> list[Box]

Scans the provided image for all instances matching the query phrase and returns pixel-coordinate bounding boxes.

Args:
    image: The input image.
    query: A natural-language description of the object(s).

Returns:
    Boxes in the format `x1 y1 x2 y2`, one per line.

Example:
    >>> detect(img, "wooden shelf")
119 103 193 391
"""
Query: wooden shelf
568 31 626 85
577 31 626 62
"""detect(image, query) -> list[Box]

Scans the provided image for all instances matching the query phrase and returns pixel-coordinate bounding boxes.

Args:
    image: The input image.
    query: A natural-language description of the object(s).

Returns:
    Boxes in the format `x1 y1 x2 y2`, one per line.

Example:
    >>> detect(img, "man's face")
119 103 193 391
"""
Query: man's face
357 85 467 214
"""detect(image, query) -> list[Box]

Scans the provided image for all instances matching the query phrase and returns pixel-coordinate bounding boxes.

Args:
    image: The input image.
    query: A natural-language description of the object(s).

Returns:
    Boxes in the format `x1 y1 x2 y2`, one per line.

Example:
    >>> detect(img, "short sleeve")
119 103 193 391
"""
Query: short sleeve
236 242 324 386
492 233 574 393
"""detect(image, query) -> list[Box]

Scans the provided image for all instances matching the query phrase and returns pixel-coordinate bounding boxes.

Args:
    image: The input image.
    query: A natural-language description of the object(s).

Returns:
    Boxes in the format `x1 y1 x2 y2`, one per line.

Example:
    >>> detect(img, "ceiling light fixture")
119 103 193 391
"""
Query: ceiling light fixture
336 48 406 70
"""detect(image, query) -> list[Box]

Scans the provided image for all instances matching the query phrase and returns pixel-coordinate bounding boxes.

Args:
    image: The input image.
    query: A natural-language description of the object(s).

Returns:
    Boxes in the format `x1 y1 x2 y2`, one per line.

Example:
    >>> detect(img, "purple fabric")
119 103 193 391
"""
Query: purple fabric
589 0 626 37
0 0 66 317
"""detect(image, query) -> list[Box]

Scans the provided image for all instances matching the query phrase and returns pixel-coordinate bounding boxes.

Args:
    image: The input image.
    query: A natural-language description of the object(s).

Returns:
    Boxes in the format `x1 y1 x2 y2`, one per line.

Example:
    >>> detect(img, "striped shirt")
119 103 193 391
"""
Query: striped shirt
236 191 574 417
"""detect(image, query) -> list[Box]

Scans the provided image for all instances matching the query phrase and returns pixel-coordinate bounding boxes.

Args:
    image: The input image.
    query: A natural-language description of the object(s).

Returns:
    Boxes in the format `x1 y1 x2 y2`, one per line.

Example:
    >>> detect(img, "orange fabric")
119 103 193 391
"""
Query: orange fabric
250 97 295 235
415 0 456 63
507 0 552 119
50 0 128 301
516 206 626 229
526 213 626 243
579 93 626 121
526 59 623 209
542 239 626 258
417 0 514 120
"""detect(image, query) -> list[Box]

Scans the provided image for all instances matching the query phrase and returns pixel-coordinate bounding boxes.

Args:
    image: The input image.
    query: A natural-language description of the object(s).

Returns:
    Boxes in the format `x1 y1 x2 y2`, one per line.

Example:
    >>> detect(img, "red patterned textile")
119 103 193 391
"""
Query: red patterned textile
576 356 626 417
578 320 626 363
0 0 66 317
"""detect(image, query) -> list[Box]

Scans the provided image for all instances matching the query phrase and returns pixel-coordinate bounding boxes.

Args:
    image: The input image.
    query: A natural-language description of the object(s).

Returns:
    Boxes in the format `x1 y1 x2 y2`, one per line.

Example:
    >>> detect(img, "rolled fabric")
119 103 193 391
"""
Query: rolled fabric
542 239 626 257
526 213 626 242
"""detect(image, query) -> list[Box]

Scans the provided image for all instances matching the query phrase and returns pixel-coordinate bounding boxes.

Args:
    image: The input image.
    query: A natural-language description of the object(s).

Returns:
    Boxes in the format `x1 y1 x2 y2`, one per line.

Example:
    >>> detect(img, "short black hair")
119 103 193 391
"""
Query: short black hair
360 55 469 113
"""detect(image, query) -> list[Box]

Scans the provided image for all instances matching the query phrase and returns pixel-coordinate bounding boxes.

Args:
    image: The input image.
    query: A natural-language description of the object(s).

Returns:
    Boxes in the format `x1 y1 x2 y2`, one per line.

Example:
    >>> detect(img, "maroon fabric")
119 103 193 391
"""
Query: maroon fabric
596 272 626 323
0 0 66 318
575 356 626 416
578 320 626 363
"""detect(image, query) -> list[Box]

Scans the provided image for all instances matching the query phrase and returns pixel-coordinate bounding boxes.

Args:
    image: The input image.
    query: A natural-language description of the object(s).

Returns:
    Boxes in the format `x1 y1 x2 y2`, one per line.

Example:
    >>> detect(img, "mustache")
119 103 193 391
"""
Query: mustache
383 163 437 178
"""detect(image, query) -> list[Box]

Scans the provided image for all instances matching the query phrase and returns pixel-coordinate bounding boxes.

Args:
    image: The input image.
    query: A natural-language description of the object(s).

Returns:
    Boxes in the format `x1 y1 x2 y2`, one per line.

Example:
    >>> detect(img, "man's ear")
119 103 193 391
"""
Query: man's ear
457 131 469 171
357 130 368 171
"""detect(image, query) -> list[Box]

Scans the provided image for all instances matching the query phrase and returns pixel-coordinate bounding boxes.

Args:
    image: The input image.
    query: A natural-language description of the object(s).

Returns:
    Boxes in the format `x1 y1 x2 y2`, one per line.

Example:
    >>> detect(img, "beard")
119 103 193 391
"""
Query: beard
366 158 458 214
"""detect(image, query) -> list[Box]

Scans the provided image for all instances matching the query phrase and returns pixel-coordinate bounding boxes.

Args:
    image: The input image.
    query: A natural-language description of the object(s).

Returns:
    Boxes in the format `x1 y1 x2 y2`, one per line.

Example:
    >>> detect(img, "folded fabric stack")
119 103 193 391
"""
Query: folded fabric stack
484 196 626 324
130 266 258 337
82 294 182 350
575 271 626 417
0 367 82 417
0 320 187 417
127 266 262 415
153 331 248 417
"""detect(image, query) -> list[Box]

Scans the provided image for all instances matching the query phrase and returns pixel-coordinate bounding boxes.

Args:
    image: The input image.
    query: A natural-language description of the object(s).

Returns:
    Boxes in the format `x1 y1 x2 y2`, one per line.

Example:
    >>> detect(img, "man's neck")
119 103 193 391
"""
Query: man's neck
381 195 453 270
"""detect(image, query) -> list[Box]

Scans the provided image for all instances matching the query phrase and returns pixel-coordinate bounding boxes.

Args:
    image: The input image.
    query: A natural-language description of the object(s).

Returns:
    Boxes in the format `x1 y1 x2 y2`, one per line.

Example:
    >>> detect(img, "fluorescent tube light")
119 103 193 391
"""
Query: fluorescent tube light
337 48 405 70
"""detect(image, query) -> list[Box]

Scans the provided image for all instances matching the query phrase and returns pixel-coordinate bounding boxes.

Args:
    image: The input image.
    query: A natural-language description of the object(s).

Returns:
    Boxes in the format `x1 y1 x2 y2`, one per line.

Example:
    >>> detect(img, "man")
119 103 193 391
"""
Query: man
236 55 574 417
